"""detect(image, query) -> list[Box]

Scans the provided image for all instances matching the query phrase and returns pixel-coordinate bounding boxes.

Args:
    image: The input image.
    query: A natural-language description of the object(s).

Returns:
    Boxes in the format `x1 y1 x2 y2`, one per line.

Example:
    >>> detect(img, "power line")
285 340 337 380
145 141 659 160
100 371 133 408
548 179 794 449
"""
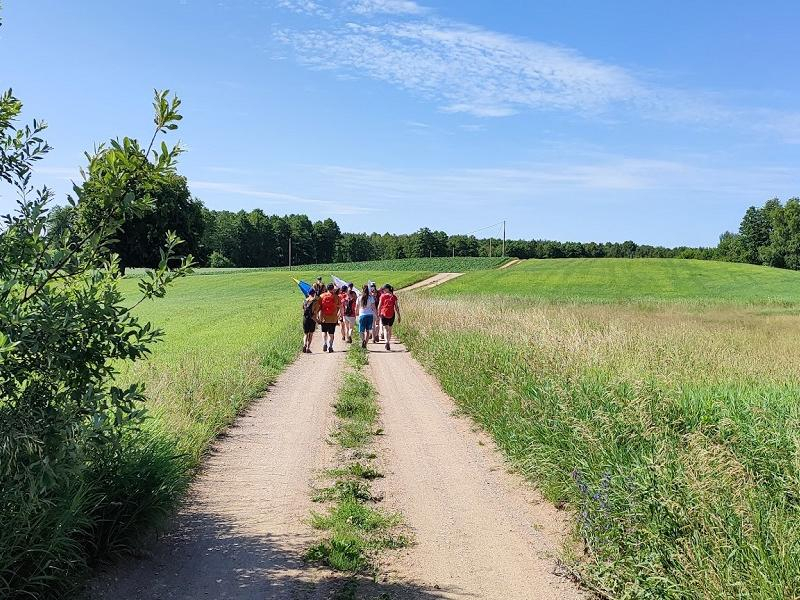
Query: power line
464 221 504 236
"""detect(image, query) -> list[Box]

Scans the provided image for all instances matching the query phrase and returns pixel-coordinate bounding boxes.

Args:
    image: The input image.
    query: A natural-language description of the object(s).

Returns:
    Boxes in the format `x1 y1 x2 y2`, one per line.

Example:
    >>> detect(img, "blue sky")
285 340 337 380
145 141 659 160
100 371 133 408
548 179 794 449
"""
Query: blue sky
2 0 799 246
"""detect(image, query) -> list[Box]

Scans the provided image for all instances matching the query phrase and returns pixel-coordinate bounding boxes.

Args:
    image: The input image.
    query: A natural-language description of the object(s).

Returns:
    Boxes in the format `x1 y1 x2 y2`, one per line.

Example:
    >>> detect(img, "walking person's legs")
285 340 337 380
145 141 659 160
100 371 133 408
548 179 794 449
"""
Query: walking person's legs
382 316 394 351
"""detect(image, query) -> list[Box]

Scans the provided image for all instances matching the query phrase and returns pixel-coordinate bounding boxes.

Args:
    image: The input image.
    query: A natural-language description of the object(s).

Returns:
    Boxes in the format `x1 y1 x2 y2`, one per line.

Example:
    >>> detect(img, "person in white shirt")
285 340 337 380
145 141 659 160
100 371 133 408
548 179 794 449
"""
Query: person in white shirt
357 283 377 349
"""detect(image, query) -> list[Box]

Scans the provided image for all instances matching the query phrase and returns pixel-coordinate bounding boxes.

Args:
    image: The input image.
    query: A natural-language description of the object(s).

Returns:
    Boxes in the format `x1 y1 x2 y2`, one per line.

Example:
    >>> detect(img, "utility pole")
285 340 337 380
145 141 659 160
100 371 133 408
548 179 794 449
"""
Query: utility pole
288 236 292 271
502 220 506 257
489 238 492 258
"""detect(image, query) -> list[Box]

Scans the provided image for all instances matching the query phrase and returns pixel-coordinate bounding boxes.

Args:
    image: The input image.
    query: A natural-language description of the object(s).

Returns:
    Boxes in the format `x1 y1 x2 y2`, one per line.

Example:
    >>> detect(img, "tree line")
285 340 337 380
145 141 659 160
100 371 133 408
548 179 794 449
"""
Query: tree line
716 198 800 269
46 171 800 270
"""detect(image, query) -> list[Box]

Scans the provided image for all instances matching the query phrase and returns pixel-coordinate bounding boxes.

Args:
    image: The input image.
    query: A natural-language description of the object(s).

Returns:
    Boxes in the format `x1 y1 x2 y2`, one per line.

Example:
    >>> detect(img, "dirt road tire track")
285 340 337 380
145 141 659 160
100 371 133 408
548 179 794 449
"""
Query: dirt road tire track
89 350 346 600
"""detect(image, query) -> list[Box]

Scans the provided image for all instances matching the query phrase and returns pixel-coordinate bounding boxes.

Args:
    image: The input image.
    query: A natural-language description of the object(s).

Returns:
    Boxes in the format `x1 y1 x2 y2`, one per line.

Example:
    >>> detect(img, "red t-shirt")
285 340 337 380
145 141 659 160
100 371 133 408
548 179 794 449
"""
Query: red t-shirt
379 293 397 318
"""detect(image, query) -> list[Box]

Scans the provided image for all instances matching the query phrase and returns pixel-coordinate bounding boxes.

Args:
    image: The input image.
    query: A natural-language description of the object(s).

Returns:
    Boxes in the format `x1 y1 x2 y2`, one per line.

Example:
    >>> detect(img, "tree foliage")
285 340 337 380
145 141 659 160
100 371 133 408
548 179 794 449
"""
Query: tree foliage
717 197 800 270
0 88 192 597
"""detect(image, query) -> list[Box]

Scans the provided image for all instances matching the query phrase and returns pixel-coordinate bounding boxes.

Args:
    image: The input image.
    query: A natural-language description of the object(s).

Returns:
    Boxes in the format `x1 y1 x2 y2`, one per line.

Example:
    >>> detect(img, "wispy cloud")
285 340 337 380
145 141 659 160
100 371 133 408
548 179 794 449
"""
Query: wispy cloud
347 0 428 15
272 3 800 139
312 158 799 205
276 0 331 18
189 179 377 214
277 21 644 118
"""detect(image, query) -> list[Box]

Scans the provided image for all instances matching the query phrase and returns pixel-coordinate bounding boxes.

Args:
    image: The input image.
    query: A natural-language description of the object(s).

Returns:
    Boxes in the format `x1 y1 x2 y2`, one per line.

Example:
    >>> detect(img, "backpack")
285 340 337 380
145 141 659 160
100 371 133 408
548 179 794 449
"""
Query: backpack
303 298 315 319
320 292 337 316
380 293 397 318
344 297 356 317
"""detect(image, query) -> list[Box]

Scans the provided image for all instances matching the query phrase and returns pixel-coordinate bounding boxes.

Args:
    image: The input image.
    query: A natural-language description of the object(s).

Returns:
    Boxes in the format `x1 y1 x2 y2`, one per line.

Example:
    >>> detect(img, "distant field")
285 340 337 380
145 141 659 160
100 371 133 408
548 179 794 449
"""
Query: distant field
129 256 509 277
401 259 800 598
119 270 427 460
435 258 800 304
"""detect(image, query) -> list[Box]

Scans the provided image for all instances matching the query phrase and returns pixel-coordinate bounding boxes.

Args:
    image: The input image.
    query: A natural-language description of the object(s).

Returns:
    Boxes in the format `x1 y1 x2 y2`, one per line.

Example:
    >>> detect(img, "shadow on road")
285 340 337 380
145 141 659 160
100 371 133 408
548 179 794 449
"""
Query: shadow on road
87 509 467 600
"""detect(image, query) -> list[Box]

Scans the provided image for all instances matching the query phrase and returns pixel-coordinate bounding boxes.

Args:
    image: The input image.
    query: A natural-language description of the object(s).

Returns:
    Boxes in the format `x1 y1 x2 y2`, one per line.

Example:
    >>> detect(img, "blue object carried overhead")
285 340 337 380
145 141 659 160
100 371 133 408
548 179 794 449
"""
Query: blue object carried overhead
294 279 312 297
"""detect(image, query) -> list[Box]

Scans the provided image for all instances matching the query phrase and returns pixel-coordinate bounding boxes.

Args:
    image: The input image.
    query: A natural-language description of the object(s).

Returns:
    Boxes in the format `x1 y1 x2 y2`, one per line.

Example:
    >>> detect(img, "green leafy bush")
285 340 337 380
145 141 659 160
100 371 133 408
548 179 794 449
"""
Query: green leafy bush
208 250 234 268
0 89 192 598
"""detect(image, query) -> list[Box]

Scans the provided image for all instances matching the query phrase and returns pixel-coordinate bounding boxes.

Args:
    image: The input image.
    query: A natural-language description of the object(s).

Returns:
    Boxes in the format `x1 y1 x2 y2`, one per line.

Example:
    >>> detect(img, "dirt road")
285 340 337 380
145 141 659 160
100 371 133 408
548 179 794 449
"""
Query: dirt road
368 344 584 600
400 272 463 292
499 258 521 269
90 270 584 599
90 350 345 600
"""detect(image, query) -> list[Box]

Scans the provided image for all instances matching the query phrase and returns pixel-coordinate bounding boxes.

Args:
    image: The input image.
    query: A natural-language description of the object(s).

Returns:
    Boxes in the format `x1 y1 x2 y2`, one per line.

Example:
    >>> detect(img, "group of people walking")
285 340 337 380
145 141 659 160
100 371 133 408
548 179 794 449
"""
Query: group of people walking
302 277 401 354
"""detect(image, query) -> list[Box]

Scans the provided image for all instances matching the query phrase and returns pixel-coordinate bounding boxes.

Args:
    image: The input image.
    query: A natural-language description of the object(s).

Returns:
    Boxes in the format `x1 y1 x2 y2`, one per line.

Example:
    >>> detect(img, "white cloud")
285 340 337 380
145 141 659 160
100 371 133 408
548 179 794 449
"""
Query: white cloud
277 0 330 17
272 6 800 138
347 0 428 15
189 179 377 214
311 158 799 205
277 21 644 118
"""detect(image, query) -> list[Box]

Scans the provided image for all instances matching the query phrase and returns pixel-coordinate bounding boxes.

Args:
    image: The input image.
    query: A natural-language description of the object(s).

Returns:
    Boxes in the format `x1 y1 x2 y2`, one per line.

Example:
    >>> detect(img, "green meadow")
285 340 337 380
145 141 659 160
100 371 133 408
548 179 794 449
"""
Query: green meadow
436 258 800 304
131 256 508 277
400 258 800 599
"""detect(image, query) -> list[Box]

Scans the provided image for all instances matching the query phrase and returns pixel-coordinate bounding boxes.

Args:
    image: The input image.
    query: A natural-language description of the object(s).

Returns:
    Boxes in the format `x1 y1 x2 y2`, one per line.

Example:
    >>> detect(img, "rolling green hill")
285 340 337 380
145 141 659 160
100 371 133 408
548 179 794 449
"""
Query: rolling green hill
431 258 800 304
127 256 510 277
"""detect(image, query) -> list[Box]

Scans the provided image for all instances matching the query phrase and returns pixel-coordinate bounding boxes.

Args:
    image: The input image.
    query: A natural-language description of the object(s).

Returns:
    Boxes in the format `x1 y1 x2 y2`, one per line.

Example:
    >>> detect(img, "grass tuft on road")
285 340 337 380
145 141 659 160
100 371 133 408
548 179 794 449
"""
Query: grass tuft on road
307 345 408 574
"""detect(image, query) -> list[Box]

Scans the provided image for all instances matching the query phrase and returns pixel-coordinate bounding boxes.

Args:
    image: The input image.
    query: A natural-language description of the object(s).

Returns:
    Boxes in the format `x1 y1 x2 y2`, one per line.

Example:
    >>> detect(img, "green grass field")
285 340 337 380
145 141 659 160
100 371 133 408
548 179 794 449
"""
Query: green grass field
135 256 509 277
400 258 800 599
436 258 800 304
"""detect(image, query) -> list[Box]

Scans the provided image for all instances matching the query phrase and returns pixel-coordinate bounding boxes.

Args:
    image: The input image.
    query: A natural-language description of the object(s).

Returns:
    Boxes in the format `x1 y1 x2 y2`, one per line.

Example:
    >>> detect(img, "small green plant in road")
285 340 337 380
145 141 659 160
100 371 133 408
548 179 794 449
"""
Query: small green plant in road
346 344 369 369
332 372 379 448
327 462 384 481
308 345 408 576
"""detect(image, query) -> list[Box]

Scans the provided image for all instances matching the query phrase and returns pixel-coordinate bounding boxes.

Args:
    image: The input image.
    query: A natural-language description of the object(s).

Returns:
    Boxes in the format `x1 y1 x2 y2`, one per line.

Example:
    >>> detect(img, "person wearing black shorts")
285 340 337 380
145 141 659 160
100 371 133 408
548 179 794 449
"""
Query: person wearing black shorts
377 284 400 351
302 289 319 353
318 283 341 353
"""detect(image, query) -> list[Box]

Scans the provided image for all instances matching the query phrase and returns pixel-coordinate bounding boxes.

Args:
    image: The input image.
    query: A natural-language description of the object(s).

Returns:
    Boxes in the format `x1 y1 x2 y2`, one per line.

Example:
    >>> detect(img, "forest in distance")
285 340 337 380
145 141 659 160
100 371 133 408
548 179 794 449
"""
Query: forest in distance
46 172 800 271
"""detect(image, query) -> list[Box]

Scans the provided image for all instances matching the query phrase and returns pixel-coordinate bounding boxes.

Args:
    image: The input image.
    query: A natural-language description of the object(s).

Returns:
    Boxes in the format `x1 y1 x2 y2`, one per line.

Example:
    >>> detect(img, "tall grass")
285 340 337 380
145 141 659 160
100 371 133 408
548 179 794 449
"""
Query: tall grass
400 295 800 599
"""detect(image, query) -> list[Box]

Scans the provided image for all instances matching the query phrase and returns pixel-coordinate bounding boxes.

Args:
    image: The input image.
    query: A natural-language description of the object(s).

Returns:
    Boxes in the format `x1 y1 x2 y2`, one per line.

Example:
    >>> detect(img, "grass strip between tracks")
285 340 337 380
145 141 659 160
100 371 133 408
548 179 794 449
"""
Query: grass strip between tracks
307 345 409 576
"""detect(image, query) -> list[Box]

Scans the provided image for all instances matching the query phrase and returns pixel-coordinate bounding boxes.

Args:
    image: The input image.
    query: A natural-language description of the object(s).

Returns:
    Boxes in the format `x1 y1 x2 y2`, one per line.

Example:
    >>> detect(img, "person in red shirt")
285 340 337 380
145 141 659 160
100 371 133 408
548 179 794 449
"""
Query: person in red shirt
317 284 341 353
377 284 401 351
342 288 357 344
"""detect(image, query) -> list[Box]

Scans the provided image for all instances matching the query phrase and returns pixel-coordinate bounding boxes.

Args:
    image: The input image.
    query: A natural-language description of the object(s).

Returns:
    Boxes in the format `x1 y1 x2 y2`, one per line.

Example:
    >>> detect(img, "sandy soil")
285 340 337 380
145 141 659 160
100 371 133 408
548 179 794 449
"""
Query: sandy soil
400 273 463 292
367 343 585 600
499 258 521 269
88 348 346 600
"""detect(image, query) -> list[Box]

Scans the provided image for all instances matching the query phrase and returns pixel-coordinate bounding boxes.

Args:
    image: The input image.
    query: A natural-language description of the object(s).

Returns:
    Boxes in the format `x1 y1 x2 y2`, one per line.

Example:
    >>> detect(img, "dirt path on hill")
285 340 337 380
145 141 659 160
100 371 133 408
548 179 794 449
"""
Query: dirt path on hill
499 258 521 269
367 342 585 600
400 272 462 292
89 350 346 600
